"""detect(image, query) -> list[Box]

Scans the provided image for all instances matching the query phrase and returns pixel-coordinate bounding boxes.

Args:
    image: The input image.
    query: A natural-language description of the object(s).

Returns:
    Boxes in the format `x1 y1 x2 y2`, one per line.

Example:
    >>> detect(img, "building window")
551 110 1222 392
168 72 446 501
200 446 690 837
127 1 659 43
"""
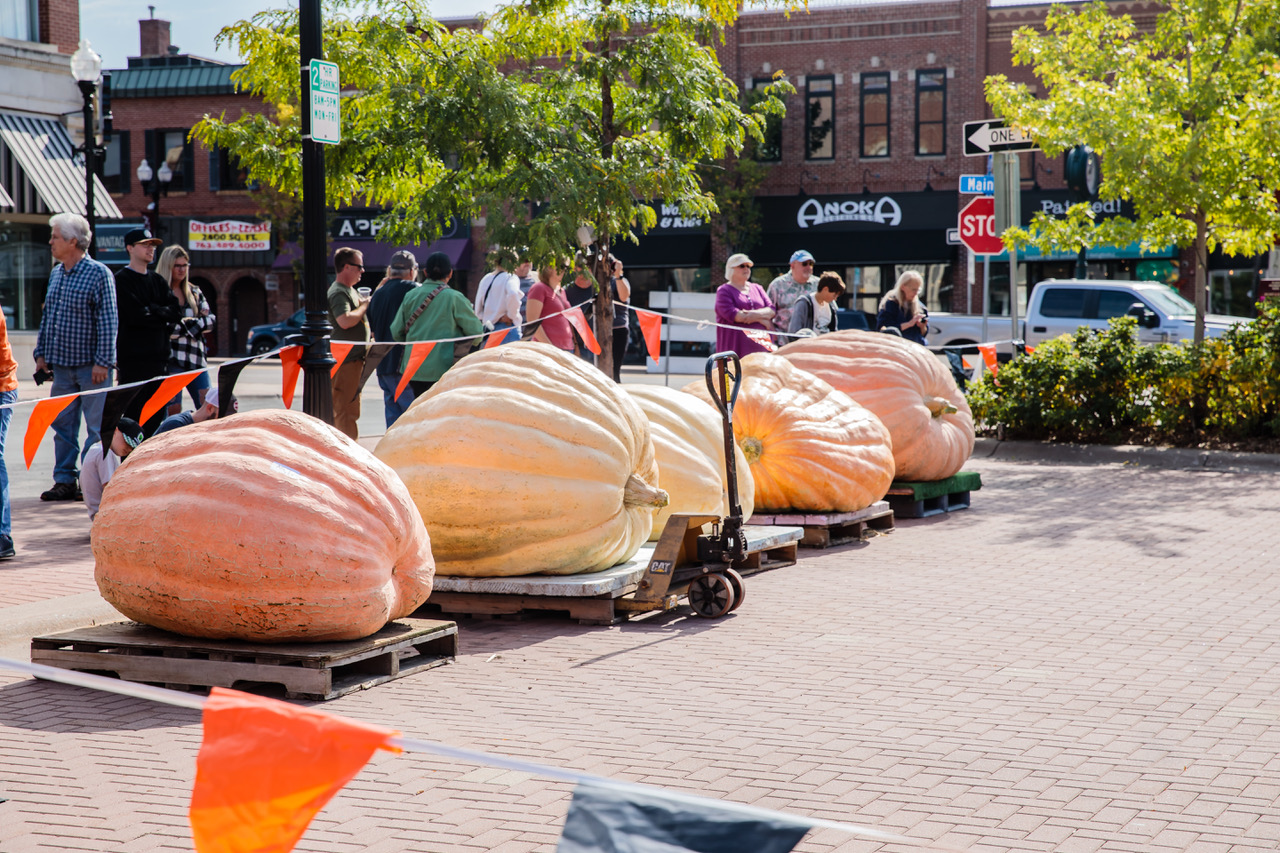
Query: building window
860 73 890 158
806 75 835 160
0 0 38 41
916 69 946 156
146 129 195 192
751 78 782 162
210 146 250 191
99 131 130 195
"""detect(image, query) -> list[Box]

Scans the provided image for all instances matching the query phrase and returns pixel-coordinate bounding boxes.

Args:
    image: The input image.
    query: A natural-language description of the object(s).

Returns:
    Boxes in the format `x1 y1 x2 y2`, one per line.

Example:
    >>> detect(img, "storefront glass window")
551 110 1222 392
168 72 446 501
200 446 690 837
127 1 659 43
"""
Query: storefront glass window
0 222 52 330
1210 269 1257 317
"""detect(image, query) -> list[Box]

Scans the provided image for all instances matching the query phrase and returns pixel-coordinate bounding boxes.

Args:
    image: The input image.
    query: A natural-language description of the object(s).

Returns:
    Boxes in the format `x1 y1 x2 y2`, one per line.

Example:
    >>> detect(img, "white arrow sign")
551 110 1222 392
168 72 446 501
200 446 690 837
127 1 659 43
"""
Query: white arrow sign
963 119 1040 156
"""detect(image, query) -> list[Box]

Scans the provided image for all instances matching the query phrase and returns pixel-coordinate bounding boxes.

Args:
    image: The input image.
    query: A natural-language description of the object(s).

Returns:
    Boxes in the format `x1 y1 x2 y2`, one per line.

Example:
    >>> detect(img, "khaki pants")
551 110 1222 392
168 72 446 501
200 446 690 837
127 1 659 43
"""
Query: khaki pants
331 358 364 440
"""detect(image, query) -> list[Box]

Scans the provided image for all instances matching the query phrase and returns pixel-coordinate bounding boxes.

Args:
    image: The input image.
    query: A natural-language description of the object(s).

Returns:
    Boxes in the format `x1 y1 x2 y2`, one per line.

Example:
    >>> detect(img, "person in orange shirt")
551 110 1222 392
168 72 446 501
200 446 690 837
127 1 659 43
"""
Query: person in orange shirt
0 305 18 558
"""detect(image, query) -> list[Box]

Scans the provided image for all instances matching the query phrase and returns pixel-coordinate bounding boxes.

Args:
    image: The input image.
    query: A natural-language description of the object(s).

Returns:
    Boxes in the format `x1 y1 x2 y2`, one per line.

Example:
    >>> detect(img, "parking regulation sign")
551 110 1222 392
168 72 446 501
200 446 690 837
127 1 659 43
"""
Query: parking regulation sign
308 60 341 145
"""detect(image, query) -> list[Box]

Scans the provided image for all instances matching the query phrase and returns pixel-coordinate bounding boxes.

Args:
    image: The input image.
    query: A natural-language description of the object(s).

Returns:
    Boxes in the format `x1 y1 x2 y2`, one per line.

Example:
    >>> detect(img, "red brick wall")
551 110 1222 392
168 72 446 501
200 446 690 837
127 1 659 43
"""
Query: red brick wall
139 19 171 57
40 0 79 53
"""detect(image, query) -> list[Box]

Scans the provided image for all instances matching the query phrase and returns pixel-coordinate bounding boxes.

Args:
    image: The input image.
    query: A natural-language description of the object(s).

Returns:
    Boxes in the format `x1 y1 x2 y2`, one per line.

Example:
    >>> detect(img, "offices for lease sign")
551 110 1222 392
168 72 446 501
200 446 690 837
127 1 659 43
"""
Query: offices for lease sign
189 220 271 251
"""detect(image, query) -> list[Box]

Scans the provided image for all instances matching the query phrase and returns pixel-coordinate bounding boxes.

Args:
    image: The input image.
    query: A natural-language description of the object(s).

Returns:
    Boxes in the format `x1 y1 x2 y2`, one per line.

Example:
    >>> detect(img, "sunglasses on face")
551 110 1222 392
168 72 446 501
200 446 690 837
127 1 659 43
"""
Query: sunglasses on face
736 263 752 269
800 260 814 267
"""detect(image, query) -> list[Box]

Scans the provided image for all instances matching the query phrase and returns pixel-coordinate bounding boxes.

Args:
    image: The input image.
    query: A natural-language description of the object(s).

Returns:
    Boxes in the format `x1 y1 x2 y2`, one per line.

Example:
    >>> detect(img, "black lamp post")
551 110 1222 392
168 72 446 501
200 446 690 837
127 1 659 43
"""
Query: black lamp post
70 39 103 256
135 157 173 236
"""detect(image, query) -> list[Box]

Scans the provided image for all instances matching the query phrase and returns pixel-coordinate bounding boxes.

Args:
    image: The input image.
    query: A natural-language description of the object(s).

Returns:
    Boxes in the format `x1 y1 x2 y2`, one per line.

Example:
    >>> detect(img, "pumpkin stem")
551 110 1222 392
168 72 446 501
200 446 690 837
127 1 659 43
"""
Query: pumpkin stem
925 396 959 418
739 436 764 465
625 474 669 509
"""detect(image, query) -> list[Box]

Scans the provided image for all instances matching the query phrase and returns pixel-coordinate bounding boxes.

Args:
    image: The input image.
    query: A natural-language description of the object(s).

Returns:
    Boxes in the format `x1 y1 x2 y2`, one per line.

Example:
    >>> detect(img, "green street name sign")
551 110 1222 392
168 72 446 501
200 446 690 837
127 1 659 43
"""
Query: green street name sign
308 60 340 145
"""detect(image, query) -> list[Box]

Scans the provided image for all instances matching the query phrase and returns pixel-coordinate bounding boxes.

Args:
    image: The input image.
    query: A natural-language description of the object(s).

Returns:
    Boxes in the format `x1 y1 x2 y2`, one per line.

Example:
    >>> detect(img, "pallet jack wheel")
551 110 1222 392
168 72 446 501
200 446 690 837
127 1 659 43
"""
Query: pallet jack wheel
687 573 736 618
724 568 746 612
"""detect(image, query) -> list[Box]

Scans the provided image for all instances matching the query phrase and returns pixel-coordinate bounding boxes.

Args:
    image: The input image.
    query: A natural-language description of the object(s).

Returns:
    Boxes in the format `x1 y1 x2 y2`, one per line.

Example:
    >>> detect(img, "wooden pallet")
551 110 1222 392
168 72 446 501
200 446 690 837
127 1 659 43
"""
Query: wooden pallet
420 525 803 625
30 617 458 701
753 501 895 548
886 471 983 518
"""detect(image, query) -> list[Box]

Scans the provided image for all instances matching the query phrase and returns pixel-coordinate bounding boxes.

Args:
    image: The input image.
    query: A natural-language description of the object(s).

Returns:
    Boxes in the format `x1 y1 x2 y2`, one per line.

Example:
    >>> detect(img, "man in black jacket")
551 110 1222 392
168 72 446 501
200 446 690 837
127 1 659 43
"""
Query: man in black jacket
114 228 180 434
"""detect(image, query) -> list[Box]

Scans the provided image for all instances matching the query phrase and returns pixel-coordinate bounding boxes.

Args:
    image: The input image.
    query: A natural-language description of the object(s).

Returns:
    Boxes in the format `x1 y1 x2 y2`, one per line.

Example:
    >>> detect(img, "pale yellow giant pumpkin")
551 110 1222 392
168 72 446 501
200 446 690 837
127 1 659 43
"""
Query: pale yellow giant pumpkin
92 409 435 643
375 343 668 577
683 354 895 512
625 385 755 540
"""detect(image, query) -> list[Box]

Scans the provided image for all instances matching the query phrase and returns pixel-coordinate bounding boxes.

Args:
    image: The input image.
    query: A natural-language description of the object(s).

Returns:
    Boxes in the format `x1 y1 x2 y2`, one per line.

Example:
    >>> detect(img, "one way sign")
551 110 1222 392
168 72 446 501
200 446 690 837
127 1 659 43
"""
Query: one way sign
963 119 1040 156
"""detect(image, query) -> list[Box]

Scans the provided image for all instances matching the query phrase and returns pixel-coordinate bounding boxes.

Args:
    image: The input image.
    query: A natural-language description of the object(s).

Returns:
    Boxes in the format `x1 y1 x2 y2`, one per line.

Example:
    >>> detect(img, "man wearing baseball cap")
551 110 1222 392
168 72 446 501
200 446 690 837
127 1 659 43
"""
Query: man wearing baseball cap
115 227 180 434
766 249 819 337
80 417 145 521
367 250 421 427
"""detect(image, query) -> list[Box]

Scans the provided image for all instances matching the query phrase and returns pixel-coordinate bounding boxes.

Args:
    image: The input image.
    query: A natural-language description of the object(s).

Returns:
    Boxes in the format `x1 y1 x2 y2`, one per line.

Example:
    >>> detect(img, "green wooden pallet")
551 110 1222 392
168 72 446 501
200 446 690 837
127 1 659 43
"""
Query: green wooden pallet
886 471 982 518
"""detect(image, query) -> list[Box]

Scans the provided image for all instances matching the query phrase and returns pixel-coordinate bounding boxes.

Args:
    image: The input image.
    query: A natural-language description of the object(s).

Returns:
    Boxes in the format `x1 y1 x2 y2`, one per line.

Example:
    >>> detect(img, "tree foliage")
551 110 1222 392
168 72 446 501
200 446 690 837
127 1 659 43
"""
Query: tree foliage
985 0 1280 343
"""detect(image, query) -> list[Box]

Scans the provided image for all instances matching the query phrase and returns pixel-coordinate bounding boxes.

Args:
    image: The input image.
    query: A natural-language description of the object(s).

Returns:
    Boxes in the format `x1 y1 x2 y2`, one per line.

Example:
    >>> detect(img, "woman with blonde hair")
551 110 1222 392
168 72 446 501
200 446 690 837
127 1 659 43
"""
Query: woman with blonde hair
525 258 575 353
876 270 928 345
156 246 215 410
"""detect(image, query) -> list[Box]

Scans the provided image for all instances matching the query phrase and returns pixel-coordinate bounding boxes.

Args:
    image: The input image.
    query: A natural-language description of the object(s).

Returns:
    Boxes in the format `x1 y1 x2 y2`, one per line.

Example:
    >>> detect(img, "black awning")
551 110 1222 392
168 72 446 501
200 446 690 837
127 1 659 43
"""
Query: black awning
612 233 710 269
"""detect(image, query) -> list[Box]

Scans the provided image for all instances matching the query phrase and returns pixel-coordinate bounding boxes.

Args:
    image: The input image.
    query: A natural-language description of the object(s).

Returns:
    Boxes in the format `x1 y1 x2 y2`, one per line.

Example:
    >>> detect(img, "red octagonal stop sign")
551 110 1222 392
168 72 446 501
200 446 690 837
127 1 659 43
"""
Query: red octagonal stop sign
957 196 1004 255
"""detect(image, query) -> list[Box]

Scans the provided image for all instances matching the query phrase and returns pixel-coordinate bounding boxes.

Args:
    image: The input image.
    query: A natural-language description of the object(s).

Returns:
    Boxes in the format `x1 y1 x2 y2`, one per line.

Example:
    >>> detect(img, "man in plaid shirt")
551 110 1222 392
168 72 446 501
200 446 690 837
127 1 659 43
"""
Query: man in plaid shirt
33 213 117 502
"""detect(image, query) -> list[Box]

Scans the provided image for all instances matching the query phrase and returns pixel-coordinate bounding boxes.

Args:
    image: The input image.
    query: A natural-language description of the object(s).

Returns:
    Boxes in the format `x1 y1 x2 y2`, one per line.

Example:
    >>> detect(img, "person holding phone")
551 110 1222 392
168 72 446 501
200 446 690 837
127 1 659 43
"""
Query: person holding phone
607 256 631 383
877 270 929 346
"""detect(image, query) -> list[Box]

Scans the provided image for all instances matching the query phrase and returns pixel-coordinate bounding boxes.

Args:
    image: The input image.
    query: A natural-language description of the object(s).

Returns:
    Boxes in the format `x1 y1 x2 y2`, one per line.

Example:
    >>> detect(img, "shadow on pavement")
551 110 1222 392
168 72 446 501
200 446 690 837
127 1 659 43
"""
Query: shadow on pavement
0 677 198 733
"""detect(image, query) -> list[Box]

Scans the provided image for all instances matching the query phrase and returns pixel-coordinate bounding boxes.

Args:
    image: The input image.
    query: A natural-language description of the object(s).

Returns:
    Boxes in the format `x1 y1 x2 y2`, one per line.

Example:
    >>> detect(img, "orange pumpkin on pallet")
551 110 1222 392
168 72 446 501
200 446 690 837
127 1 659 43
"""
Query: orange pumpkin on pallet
375 343 668 577
683 353 894 512
779 330 974 481
92 409 435 643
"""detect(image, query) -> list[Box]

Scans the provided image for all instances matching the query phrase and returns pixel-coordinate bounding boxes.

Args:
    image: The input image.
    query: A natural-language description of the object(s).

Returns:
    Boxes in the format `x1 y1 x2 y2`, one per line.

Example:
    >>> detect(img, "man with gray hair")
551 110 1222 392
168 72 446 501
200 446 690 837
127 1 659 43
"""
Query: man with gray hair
34 213 118 502
367 249 420 427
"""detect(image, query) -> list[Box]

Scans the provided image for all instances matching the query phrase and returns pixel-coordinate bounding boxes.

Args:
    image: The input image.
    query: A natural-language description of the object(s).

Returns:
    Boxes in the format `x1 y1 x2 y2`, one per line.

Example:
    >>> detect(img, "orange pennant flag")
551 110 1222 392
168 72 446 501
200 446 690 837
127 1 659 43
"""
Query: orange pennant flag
24 396 76 470
636 310 662 363
139 373 198 428
190 687 399 853
394 341 435 403
280 346 302 409
329 342 355 378
1024 344 1035 355
977 343 999 377
483 329 508 349
565 307 601 355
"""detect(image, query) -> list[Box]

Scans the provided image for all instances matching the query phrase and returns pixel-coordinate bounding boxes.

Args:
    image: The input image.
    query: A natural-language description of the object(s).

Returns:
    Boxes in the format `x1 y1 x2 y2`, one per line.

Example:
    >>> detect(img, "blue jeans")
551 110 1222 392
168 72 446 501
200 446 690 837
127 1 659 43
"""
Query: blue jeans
0 388 15 537
377 371 415 428
168 368 211 409
50 364 113 485
492 322 520 345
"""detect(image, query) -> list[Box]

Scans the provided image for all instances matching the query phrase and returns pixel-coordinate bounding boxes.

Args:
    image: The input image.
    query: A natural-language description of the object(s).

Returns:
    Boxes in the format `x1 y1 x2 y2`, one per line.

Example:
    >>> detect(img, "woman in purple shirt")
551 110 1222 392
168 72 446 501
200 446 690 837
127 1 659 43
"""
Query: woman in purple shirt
714 253 776 356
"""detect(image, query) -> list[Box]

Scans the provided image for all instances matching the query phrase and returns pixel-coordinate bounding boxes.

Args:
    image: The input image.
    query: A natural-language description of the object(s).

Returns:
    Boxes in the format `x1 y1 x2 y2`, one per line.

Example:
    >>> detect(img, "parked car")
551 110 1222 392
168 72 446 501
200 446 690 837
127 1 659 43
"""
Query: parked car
244 309 304 355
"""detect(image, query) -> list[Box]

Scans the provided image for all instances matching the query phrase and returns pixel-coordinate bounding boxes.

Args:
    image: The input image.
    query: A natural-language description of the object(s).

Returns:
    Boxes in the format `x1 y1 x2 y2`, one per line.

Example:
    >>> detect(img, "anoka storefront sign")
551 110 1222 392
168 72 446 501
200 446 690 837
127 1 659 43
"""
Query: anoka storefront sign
189 220 271 251
796 196 903 228
756 192 958 264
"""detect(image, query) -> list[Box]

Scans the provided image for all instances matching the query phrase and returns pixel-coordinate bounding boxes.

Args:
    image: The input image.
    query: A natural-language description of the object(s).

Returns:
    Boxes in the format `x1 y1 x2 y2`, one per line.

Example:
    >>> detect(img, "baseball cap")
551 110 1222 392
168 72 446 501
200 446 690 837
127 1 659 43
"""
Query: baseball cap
116 418 145 449
724 253 753 280
204 387 239 413
388 250 417 271
790 249 815 264
124 228 162 247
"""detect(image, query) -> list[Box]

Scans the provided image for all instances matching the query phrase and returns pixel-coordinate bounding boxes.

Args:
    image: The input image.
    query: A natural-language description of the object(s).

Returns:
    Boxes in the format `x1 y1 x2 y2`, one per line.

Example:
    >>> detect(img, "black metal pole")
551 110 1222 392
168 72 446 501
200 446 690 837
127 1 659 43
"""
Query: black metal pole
1075 248 1088 279
299 0 334 422
78 80 97 258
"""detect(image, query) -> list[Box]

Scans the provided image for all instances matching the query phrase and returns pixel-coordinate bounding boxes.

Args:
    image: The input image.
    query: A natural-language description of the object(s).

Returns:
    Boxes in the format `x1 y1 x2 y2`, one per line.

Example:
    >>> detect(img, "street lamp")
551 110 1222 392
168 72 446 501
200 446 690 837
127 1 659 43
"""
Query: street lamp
135 157 173 236
69 38 103 256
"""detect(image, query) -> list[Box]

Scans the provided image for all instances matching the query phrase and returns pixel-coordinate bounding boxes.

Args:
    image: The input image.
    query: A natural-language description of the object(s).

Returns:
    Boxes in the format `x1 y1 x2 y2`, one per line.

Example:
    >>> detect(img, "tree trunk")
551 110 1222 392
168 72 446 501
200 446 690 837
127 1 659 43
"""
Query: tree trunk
595 243 614 380
1193 209 1208 346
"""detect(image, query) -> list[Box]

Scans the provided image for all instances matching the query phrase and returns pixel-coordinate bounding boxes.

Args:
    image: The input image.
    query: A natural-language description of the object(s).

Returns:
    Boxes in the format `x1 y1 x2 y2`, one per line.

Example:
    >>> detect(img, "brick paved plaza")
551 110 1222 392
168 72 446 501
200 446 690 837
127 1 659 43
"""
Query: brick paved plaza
3 447 1280 852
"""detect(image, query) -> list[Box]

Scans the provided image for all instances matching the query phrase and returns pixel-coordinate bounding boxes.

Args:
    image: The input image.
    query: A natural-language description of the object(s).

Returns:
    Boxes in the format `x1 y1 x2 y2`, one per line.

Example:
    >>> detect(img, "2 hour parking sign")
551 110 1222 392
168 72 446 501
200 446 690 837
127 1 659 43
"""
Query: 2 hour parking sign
308 60 340 145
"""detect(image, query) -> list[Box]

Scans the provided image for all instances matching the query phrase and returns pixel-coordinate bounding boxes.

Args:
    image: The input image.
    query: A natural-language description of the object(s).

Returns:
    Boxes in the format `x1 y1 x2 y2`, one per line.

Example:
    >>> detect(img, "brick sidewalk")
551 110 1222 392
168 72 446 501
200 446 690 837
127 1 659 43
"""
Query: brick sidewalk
4 456 1280 852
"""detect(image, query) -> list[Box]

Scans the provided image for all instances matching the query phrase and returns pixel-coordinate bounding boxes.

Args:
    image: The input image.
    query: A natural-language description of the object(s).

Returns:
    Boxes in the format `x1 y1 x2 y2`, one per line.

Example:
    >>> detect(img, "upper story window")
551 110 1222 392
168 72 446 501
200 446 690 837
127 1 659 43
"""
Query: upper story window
916 69 946 156
860 73 890 158
210 146 250 191
806 75 835 160
0 0 38 42
146 129 195 192
750 78 782 162
99 131 130 195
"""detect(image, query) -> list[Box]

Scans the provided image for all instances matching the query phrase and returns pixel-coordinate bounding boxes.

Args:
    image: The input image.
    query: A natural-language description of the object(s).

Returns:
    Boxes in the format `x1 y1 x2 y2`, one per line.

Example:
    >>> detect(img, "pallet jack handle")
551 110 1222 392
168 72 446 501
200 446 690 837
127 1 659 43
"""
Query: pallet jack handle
705 352 747 562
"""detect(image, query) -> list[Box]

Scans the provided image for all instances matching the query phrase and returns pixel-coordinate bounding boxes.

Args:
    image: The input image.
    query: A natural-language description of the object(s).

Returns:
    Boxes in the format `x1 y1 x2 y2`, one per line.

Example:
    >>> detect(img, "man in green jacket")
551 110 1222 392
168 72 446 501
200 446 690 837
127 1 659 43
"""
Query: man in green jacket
391 251 484 396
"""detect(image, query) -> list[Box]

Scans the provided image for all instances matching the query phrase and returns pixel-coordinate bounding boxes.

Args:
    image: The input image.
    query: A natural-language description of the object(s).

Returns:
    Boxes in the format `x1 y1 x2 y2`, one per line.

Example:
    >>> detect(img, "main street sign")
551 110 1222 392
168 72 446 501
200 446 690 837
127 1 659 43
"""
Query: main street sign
963 119 1039 157
958 174 994 195
307 60 341 145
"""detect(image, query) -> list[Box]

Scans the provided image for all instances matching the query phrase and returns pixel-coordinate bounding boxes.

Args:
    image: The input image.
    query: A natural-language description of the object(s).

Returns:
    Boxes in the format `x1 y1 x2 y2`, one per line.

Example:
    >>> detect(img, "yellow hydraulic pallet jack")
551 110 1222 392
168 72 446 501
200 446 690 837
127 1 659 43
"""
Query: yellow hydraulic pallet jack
616 352 750 619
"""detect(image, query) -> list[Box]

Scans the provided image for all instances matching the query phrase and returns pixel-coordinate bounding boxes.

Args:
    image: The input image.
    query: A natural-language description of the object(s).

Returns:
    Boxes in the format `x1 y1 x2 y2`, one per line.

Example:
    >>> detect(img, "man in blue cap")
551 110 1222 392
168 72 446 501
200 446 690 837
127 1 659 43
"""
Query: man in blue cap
766 249 819 337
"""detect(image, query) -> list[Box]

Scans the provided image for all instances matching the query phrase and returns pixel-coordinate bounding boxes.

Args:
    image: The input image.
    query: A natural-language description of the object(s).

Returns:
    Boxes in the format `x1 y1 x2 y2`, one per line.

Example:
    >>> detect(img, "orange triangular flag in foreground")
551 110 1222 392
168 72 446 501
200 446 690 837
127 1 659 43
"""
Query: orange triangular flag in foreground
24 395 76 469
190 687 399 853
329 342 355 378
279 346 302 409
394 341 435 402
483 329 508 349
566 307 601 355
636 310 662 363
977 343 999 377
139 373 197 428
1024 344 1035 355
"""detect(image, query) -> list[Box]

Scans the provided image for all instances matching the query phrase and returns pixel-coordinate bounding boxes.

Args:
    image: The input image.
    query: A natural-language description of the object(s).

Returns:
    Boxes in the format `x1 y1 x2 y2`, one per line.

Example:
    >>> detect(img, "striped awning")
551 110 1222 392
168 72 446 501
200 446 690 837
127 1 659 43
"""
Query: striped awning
0 111 122 218
0 179 13 208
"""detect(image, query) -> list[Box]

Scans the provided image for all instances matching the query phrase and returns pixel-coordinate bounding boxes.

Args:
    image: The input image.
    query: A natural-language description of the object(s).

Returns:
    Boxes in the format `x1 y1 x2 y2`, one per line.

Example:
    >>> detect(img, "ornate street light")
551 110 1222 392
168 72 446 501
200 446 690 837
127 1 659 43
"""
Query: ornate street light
135 157 173 235
69 38 103 255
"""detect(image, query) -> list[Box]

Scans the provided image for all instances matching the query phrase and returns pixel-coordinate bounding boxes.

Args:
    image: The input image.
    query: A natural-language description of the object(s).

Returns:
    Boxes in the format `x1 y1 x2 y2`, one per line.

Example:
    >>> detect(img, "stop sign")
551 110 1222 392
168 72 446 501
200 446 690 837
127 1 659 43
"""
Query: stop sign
957 196 1004 255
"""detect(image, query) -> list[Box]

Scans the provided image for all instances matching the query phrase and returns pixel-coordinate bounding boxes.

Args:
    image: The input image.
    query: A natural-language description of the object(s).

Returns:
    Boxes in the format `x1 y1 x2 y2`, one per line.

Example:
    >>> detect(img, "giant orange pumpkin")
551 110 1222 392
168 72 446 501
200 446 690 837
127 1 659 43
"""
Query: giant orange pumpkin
375 343 668 577
626 385 755 539
92 409 435 643
778 330 974 481
683 353 894 512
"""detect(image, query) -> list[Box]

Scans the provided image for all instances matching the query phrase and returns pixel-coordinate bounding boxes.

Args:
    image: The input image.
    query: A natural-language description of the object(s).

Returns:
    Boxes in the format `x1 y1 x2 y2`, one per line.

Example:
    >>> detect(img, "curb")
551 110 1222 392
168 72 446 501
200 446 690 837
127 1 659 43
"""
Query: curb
973 437 1280 473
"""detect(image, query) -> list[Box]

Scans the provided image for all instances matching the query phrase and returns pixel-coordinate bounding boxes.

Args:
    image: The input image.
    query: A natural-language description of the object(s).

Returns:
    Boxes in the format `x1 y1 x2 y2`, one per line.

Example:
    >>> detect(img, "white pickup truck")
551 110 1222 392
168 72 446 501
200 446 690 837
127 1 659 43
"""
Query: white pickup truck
928 279 1251 349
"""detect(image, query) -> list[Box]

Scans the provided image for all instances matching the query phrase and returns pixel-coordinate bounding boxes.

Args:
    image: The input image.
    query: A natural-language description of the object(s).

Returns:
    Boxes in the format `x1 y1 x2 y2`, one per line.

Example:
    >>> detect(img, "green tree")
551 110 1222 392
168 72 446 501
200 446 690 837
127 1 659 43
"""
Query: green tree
986 0 1280 344
195 0 787 378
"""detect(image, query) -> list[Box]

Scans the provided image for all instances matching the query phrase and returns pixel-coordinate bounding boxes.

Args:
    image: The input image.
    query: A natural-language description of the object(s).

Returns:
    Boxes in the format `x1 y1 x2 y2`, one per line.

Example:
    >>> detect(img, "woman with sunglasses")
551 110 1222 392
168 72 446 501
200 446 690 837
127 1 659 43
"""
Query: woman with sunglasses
713 253 776 357
157 246 215 412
